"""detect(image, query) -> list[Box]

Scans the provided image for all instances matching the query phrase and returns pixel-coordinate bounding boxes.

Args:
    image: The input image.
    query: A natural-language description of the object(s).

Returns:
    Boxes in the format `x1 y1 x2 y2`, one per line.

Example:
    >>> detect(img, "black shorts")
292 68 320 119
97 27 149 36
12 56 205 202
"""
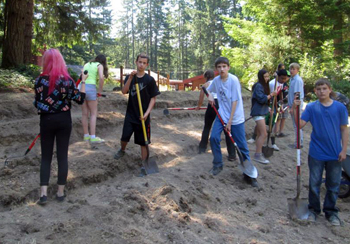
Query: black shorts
121 116 151 146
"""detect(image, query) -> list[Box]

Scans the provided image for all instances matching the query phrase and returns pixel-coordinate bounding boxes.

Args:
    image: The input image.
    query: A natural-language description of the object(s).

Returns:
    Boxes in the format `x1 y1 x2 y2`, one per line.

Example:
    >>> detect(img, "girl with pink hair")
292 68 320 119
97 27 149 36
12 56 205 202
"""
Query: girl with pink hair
34 48 87 205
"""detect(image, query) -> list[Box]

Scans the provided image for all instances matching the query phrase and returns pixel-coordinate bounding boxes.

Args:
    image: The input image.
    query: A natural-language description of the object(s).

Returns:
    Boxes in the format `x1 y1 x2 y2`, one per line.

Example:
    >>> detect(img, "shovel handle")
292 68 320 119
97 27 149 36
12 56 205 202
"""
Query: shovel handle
135 78 149 144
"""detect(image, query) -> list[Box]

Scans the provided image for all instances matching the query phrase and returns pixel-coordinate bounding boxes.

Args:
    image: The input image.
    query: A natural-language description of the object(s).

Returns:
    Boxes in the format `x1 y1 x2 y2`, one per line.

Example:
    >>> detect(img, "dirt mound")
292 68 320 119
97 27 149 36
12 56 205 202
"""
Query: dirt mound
0 90 349 243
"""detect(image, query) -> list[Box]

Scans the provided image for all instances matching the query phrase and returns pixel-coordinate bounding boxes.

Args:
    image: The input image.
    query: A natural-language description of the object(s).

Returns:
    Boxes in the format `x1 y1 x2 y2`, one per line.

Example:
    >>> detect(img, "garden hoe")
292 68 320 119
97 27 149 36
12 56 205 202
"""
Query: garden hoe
4 133 40 166
287 93 308 220
135 77 159 176
202 87 258 179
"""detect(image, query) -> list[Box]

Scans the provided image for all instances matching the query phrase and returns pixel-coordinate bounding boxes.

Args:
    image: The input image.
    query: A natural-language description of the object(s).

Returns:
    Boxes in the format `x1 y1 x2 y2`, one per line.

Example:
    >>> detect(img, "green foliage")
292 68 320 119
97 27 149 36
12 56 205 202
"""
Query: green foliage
14 64 41 80
331 80 350 100
67 68 79 82
0 69 33 89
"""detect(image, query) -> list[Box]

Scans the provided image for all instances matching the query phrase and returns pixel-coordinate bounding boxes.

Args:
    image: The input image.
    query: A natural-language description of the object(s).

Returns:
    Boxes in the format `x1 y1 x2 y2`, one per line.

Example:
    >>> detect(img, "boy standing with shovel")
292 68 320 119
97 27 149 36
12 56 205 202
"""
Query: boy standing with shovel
114 53 160 176
206 57 258 187
297 78 348 226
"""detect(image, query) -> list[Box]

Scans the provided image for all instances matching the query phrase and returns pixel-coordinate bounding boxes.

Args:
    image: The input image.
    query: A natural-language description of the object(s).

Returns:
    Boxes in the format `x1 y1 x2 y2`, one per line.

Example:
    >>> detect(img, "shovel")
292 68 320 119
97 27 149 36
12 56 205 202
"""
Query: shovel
163 107 206 115
4 133 41 166
202 87 258 178
134 77 159 175
262 78 278 158
287 94 308 220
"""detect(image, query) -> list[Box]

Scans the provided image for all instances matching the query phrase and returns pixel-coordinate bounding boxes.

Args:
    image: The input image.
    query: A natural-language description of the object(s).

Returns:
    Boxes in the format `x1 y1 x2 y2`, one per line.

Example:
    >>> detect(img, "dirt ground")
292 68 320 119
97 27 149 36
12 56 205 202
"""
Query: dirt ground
0 89 350 244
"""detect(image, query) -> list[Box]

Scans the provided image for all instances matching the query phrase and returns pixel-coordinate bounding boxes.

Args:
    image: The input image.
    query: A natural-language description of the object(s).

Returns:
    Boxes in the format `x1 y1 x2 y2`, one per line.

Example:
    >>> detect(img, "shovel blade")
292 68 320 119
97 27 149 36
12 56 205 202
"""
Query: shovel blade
287 197 309 220
262 146 274 158
238 160 258 179
143 157 159 174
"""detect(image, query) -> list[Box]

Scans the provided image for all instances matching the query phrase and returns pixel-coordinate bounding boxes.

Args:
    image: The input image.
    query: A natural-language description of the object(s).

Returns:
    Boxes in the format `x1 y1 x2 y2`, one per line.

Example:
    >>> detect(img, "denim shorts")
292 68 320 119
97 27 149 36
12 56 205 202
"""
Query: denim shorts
253 116 265 122
79 84 97 101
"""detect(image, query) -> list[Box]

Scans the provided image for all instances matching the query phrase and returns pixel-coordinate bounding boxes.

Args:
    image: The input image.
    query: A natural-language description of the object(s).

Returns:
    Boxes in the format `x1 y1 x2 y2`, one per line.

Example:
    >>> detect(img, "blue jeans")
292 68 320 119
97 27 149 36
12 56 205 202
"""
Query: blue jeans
308 155 342 218
210 118 250 168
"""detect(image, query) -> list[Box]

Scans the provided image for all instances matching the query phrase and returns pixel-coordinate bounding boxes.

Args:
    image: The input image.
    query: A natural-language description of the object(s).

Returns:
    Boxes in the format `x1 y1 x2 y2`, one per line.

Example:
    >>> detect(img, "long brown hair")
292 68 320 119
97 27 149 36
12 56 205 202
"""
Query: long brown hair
90 54 108 78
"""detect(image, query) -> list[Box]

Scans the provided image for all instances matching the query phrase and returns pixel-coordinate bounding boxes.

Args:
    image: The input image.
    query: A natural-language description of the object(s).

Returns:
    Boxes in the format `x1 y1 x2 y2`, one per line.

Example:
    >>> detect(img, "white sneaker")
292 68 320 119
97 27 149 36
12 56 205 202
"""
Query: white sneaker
247 138 255 144
253 153 270 164
270 144 280 151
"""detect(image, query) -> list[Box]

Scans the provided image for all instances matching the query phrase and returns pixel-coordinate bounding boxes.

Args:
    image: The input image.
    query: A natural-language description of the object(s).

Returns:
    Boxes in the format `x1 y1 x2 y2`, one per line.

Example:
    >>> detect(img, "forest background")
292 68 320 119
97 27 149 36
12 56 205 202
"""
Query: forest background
1 0 350 98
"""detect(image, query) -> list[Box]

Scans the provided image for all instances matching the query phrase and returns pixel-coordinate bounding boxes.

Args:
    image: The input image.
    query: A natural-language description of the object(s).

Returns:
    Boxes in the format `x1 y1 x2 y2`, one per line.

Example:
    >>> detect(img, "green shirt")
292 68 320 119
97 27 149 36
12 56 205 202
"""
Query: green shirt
83 62 100 85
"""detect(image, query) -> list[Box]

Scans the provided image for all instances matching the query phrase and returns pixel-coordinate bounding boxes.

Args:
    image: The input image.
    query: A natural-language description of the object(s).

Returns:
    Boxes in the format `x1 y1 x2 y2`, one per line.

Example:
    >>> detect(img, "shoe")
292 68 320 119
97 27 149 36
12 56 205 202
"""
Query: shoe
250 178 259 187
270 144 280 151
137 167 147 177
247 138 255 144
308 211 317 222
277 133 288 137
228 154 237 161
114 149 125 160
253 153 270 164
56 194 66 202
210 166 223 176
38 195 47 205
198 147 206 154
327 215 342 226
90 137 105 143
83 135 90 141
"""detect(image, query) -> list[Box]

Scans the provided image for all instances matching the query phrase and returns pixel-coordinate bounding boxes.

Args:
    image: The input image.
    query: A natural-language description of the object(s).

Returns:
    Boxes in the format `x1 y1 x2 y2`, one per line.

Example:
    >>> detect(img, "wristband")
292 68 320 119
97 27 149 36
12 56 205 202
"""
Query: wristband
81 81 86 84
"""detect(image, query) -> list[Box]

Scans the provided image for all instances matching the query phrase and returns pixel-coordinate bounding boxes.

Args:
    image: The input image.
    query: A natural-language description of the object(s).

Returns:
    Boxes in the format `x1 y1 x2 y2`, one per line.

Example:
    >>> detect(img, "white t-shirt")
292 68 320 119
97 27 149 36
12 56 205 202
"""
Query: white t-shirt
207 73 244 125
269 78 283 93
207 80 217 99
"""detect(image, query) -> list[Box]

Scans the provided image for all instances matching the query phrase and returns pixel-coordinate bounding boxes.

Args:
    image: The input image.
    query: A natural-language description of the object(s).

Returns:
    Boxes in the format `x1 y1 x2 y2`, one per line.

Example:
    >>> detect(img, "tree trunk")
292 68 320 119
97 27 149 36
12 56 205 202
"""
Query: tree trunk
23 0 34 64
2 0 27 68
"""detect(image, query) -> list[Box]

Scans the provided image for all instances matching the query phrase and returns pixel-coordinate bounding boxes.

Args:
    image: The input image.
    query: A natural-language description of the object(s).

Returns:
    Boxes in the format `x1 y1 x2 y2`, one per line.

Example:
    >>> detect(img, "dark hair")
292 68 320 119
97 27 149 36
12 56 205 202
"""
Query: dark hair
214 57 230 68
252 69 270 104
277 63 285 71
136 53 150 64
203 70 215 81
315 78 336 98
91 54 109 78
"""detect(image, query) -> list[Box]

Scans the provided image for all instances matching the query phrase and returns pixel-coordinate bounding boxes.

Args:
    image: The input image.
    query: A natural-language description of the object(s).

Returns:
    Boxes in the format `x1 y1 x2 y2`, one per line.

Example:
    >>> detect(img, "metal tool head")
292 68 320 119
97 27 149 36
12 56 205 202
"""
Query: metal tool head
262 146 274 158
287 197 309 220
142 157 159 175
238 160 258 179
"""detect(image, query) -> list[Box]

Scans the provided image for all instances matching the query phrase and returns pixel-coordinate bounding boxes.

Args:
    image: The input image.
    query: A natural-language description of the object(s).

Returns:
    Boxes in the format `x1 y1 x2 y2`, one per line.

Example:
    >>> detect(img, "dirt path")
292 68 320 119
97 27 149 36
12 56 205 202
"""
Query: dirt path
0 90 349 243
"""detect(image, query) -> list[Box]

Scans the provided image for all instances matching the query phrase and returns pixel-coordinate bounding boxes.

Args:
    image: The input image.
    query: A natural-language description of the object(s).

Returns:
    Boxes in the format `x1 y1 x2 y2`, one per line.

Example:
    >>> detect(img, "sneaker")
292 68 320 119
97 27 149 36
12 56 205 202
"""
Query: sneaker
209 166 223 176
228 154 237 161
327 215 342 226
83 135 90 141
253 153 270 164
137 167 147 177
270 144 280 151
277 133 288 138
56 194 66 202
198 147 206 154
38 195 47 205
114 149 125 160
90 137 105 143
250 178 259 187
308 211 317 222
247 138 255 144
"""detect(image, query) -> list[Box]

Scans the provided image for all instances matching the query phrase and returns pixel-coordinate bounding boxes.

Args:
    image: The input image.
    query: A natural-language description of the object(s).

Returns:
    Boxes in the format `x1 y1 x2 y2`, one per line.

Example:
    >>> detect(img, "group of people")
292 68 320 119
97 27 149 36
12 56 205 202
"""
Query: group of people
33 49 348 227
195 58 348 226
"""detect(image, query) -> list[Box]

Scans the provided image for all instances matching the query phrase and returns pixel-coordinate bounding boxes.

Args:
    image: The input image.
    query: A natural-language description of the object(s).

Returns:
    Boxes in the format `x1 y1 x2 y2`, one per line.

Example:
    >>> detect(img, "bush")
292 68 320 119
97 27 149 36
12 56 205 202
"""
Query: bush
0 69 33 89
15 64 41 80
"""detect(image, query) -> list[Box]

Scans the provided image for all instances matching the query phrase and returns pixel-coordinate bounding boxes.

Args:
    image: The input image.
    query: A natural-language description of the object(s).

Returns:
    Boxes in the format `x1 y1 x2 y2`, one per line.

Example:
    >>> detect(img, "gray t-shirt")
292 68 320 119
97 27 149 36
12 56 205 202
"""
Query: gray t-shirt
288 74 304 107
207 73 245 125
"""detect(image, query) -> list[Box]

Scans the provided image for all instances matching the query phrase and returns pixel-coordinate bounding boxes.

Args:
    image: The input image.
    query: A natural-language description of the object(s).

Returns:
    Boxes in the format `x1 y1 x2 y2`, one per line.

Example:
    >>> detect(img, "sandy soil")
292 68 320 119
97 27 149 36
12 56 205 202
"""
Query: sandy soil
0 89 350 244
